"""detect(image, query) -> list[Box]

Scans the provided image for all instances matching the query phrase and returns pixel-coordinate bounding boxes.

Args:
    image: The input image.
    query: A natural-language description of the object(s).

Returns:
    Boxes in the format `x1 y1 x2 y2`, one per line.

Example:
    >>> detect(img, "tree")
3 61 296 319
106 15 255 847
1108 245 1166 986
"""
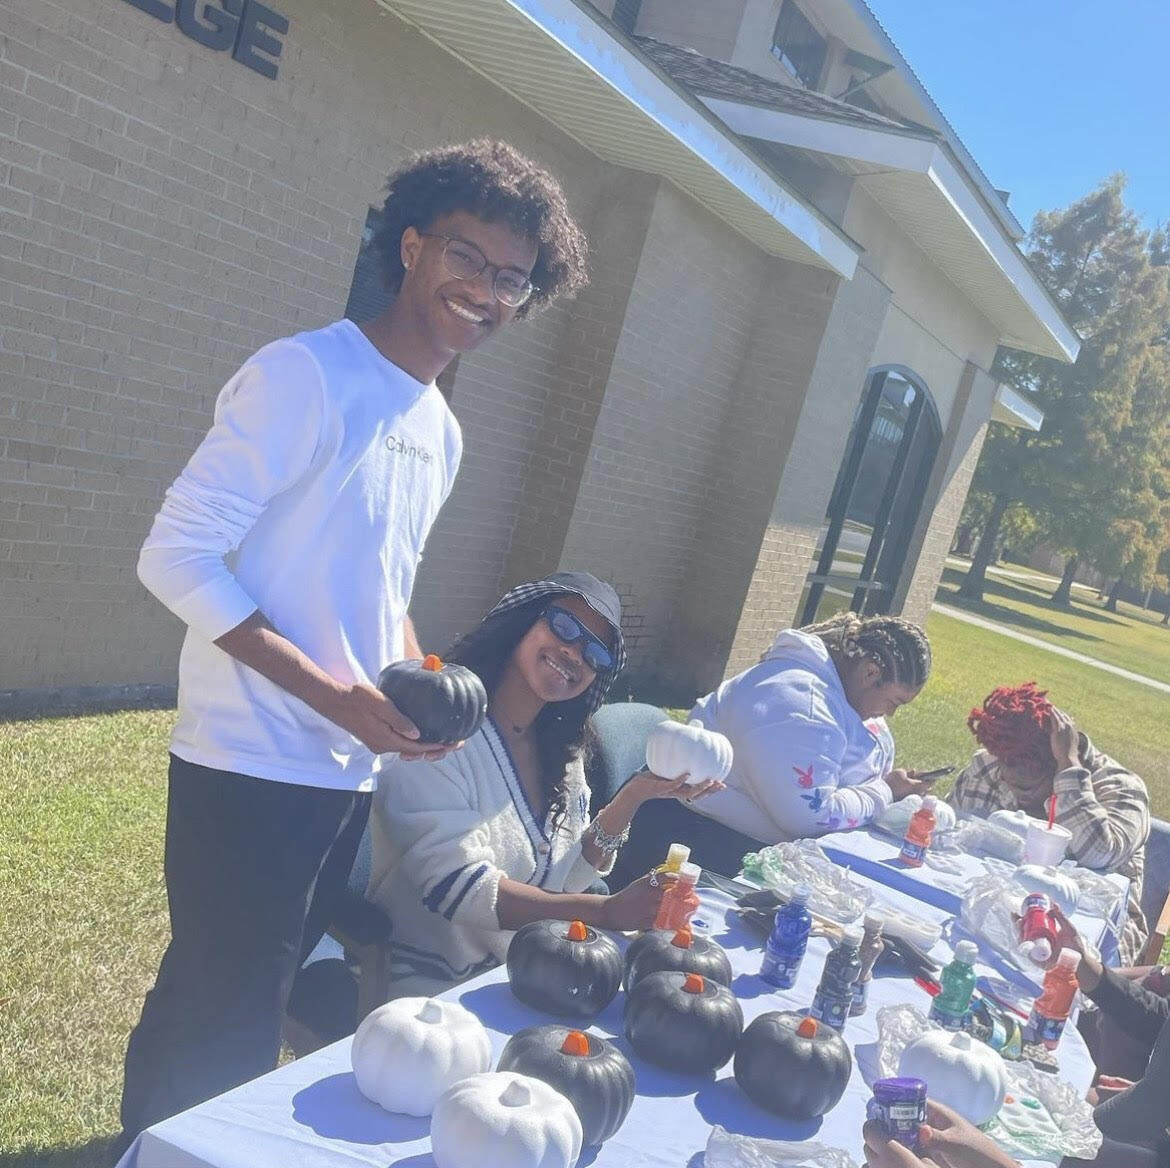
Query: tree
958 177 1168 603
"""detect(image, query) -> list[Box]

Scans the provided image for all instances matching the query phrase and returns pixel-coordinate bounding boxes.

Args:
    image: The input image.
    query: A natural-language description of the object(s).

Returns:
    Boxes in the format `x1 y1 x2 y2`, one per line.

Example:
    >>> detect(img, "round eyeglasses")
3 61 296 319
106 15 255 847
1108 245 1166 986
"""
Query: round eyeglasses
417 233 535 308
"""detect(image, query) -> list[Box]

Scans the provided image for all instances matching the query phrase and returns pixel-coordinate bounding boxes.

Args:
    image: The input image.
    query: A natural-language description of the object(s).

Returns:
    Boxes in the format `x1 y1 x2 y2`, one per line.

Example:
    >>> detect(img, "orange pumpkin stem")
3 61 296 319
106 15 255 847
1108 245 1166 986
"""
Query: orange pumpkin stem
796 1017 819 1039
671 928 693 949
422 654 443 672
560 1030 591 1057
682 973 705 994
566 920 588 942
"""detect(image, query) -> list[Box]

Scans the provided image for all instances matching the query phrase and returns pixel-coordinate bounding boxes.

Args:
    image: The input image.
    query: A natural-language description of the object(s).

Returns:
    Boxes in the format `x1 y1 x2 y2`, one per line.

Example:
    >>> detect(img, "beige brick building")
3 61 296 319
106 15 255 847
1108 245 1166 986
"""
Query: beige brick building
0 0 1077 709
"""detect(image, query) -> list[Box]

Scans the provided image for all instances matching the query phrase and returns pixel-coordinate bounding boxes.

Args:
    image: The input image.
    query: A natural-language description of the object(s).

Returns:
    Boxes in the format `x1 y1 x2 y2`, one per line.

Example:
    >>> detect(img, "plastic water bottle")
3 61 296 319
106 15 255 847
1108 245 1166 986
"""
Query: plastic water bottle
929 940 979 1030
899 795 938 867
1026 948 1081 1049
851 912 886 1016
810 927 863 1031
760 884 813 989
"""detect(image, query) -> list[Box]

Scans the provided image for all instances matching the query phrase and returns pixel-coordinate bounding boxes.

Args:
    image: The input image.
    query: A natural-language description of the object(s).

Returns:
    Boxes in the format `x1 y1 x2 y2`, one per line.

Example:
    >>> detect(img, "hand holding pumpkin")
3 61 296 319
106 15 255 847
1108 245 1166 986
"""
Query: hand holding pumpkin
325 682 455 760
620 768 725 807
601 873 686 932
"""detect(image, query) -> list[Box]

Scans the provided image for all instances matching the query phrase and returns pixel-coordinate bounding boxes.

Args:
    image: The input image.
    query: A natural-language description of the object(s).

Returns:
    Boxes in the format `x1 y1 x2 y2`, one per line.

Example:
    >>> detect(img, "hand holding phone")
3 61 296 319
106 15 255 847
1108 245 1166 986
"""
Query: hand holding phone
911 764 955 784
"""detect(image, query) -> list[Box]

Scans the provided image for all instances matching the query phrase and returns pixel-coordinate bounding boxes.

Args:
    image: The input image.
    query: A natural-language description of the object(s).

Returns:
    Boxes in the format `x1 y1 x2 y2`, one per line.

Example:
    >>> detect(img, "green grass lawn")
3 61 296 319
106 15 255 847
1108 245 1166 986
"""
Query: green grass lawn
937 562 1170 687
1 710 172 1168
4 603 1169 1164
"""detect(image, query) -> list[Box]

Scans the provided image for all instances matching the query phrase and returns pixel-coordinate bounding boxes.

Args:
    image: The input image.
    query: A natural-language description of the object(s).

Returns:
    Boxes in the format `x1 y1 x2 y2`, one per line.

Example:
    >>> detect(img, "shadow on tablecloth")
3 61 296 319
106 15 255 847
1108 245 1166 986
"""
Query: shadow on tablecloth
291 1073 428 1144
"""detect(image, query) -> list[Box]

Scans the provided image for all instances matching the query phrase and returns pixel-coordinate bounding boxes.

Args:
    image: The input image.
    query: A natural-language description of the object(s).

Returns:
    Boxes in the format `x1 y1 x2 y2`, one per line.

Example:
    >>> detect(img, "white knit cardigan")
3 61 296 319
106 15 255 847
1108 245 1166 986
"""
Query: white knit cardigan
366 719 612 998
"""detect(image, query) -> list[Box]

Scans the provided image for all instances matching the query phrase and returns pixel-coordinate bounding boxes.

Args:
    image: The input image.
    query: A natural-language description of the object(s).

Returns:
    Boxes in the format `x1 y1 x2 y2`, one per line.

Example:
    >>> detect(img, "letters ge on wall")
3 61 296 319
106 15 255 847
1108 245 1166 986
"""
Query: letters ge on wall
122 0 290 80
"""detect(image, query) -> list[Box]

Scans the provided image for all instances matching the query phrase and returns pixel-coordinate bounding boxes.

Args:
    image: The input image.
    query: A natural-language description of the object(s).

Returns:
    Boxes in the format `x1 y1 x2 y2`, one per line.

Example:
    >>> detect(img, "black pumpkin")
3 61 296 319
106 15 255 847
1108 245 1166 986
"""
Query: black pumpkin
376 653 487 744
624 971 743 1074
623 926 733 992
506 919 623 1020
734 1011 853 1119
497 1025 635 1146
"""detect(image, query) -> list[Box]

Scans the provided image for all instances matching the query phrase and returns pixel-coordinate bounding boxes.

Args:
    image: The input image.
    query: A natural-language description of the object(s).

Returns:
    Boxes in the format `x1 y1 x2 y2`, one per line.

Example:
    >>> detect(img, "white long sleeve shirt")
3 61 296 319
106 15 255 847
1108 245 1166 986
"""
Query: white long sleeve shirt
138 319 462 790
366 721 611 996
687 629 896 842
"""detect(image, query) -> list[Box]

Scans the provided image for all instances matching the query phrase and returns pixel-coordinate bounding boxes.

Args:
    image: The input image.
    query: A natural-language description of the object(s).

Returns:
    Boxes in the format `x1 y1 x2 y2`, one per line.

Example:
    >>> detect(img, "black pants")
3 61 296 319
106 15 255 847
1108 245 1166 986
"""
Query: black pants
116 755 369 1151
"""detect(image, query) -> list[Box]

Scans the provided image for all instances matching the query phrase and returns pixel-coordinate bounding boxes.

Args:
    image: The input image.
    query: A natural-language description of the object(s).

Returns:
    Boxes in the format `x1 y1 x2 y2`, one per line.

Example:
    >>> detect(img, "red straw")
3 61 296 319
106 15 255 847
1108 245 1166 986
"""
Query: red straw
1047 794 1057 830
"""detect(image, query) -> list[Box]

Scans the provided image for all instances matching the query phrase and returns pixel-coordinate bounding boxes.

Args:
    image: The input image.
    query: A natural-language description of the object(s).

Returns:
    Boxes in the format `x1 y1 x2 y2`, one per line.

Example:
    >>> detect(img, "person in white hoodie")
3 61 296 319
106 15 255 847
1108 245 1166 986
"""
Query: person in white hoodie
611 612 934 885
116 141 589 1153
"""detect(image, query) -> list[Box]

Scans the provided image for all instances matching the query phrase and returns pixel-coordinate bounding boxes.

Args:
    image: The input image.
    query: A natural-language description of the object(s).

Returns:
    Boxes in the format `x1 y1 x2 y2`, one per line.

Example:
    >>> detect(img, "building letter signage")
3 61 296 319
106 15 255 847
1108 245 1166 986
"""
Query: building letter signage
121 0 289 79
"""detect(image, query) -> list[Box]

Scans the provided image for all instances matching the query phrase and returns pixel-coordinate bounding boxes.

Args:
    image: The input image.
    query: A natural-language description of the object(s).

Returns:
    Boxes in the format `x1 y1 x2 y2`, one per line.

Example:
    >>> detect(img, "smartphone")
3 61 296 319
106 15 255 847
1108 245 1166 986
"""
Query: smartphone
914 764 955 783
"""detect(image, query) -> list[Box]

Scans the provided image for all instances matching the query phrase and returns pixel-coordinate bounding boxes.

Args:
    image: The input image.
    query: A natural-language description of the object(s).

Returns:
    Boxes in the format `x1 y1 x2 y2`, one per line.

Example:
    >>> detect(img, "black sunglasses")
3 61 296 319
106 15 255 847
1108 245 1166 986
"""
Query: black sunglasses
544 603 616 673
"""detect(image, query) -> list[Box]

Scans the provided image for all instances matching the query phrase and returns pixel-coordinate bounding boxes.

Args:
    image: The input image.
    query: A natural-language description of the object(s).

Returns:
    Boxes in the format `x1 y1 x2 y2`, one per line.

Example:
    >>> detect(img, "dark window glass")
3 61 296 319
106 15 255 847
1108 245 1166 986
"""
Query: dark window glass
799 369 940 624
771 1 827 88
613 0 642 34
344 207 393 325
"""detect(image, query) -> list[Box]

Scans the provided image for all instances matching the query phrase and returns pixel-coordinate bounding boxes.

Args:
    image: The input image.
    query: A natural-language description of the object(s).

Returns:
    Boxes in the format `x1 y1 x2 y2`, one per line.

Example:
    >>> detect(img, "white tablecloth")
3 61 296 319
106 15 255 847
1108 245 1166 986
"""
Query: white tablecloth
118 873 1097 1168
819 828 1129 967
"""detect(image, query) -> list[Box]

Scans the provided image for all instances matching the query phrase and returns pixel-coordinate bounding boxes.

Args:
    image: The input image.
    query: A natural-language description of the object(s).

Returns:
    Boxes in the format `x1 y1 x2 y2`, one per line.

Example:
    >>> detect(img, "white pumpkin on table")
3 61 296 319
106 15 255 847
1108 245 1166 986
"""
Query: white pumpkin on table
645 719 733 786
431 1071 583 1168
898 1029 1009 1126
350 997 491 1116
989 809 1034 840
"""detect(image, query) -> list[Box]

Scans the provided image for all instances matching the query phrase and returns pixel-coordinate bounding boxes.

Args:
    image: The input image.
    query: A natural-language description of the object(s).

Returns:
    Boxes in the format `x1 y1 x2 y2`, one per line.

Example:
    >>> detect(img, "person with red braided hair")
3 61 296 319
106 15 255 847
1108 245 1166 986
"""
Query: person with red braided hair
949 682 1151 964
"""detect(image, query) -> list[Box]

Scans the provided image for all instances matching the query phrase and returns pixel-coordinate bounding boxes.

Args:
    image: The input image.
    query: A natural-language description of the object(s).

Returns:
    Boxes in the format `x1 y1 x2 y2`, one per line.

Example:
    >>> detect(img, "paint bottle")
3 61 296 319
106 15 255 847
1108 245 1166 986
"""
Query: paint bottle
899 795 938 867
1026 948 1081 1050
654 842 691 876
653 861 701 931
851 912 886 1016
760 883 813 990
810 926 863 1031
929 940 979 1031
868 1077 928 1150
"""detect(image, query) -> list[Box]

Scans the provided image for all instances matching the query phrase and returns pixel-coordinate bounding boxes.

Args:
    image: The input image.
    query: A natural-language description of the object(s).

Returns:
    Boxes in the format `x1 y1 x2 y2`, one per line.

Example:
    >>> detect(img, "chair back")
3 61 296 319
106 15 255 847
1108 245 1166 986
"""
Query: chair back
1141 816 1170 932
586 701 669 813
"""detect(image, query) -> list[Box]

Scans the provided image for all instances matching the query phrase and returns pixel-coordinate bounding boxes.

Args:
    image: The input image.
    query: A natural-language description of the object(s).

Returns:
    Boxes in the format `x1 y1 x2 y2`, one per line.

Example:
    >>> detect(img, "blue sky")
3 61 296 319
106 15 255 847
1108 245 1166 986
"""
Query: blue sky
870 0 1169 232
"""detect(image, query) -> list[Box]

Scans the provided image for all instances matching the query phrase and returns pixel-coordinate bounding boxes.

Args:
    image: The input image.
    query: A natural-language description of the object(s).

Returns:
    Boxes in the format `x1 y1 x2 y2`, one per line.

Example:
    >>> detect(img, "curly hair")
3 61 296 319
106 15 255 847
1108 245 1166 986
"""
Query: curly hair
444 596 599 832
968 682 1055 774
372 139 589 317
802 611 932 689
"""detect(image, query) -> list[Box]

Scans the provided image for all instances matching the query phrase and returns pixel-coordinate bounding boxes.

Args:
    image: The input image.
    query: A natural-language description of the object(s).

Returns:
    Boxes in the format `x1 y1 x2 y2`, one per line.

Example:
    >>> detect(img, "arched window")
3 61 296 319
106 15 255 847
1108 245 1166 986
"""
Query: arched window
799 367 941 625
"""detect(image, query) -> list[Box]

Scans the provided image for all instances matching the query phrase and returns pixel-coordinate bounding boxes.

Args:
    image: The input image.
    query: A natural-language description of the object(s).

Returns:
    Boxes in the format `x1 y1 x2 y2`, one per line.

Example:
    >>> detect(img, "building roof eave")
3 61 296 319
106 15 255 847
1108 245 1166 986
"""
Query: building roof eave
371 0 860 278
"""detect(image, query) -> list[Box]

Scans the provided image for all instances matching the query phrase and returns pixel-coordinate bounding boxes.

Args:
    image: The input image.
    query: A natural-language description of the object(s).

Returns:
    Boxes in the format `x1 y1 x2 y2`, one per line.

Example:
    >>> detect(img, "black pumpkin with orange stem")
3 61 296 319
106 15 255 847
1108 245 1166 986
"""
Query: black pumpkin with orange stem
376 653 487 744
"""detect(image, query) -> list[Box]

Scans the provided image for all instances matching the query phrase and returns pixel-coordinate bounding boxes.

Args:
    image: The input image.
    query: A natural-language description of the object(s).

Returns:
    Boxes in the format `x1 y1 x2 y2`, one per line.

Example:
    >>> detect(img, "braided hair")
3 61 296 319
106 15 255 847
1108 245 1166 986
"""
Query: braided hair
967 682 1055 775
802 611 932 689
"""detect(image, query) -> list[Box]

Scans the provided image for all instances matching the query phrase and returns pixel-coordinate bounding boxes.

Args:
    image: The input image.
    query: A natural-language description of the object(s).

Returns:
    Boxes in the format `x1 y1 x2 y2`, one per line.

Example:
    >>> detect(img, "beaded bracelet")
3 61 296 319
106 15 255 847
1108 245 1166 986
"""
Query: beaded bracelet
587 818 630 854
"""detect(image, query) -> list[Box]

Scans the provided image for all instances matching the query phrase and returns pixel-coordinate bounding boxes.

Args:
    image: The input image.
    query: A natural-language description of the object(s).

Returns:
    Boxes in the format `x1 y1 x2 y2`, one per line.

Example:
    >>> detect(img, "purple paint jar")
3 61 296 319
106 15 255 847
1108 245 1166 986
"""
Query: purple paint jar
867 1077 927 1150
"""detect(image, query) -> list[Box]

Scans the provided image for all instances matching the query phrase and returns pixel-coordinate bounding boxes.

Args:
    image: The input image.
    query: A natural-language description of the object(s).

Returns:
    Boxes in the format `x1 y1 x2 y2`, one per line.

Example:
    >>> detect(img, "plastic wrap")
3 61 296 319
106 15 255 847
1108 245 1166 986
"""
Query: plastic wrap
954 817 1026 864
872 1004 1102 1164
741 839 873 924
705 1125 860 1168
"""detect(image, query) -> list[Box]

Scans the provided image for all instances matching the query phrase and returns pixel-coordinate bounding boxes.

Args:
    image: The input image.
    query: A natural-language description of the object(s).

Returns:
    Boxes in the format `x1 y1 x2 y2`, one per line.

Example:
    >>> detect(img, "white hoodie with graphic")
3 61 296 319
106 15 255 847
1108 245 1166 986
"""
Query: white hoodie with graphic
687 629 896 843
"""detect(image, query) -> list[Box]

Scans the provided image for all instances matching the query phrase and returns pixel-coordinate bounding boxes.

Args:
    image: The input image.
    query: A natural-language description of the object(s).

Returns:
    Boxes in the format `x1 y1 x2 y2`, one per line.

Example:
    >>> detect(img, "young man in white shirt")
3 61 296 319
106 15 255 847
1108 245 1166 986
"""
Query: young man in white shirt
116 140 588 1152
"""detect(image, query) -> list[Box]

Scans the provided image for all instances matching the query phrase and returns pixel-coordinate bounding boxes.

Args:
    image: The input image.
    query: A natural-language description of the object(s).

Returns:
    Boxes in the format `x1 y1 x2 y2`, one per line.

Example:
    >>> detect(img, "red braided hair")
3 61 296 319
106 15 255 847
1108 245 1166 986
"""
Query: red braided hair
967 682 1054 774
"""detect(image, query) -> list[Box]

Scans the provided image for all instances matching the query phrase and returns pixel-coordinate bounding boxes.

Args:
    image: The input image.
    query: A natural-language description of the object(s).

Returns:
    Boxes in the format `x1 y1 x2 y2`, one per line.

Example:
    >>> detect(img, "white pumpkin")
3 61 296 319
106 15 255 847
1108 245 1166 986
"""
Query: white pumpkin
898 1029 1008 1126
351 997 491 1116
431 1071 583 1168
645 719 733 786
1012 864 1080 916
990 809 1034 840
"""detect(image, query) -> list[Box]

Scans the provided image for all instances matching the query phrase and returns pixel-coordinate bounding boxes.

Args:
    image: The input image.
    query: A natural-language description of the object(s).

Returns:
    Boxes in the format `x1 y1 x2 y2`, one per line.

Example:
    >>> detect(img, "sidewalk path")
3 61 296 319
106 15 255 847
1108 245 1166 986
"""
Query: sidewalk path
931 602 1170 696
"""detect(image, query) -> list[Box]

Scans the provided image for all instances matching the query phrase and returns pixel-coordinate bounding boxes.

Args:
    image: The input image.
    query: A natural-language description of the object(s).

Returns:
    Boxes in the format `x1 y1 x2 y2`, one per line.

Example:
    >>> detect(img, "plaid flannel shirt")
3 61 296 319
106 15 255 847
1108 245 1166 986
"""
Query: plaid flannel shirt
948 734 1151 966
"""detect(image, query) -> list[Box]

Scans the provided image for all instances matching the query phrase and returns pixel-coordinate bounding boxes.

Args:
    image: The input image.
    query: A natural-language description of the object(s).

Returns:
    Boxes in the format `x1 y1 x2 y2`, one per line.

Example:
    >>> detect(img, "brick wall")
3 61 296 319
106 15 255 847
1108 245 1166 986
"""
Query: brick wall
724 265 891 676
0 0 605 689
556 181 772 670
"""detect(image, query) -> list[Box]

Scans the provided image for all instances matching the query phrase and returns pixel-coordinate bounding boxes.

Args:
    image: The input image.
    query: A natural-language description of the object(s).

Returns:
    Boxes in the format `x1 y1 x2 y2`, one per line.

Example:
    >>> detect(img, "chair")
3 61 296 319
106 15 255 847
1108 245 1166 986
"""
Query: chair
586 701 671 813
1138 816 1170 965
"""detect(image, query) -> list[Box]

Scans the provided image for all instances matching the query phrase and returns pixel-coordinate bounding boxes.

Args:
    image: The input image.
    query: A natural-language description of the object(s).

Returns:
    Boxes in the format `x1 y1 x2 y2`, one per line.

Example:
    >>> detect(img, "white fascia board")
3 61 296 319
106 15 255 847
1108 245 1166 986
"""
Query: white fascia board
503 0 859 278
992 383 1044 432
925 150 1079 363
704 96 1079 364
